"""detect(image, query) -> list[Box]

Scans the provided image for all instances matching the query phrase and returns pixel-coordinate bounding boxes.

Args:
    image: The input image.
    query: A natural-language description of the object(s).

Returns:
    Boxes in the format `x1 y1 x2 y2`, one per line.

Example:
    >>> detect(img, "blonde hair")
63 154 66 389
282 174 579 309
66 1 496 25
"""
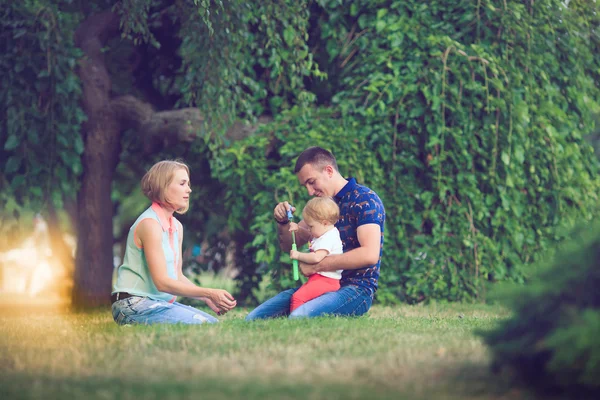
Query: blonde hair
141 160 190 214
302 197 339 225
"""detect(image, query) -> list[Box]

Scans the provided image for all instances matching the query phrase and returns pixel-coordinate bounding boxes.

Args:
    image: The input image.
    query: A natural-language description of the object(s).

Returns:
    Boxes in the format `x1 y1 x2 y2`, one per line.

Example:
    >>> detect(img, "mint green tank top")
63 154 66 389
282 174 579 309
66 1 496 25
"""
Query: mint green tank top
112 203 180 302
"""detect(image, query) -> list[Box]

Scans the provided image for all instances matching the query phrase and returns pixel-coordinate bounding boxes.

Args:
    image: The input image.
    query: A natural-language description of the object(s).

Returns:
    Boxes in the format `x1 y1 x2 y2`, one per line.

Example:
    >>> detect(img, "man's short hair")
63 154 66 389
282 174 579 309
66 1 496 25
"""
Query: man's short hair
293 146 339 174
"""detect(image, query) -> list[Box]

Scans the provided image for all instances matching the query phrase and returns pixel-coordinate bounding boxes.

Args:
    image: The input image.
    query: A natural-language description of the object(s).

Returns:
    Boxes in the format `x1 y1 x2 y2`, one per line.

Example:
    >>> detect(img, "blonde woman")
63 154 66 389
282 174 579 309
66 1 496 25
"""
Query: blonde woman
111 160 236 325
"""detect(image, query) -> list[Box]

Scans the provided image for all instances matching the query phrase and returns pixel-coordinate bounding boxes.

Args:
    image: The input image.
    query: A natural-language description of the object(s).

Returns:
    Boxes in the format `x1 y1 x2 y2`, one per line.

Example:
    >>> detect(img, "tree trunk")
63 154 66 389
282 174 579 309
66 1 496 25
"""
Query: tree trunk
72 11 121 307
73 113 123 307
70 11 271 308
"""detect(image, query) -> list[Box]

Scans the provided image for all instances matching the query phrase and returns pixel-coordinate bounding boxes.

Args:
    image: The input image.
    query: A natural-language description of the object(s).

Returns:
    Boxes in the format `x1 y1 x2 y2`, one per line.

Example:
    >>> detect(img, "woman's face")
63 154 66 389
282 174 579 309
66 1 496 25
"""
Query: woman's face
165 168 191 211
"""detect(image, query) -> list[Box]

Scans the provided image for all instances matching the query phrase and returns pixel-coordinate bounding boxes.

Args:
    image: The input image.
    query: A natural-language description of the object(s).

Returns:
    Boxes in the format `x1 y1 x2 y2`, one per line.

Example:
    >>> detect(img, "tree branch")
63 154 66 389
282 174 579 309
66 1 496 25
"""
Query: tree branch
76 11 272 153
110 95 272 152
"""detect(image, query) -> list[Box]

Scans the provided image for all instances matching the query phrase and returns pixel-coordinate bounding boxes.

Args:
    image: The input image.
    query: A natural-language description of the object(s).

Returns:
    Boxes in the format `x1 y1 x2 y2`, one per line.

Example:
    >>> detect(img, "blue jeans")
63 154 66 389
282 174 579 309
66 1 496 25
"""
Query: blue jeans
245 284 373 321
111 296 219 325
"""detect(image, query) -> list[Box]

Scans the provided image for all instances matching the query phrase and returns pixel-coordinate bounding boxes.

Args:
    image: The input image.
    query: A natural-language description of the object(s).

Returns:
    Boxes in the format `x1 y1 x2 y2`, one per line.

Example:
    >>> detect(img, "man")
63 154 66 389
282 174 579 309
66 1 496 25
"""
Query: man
246 146 385 320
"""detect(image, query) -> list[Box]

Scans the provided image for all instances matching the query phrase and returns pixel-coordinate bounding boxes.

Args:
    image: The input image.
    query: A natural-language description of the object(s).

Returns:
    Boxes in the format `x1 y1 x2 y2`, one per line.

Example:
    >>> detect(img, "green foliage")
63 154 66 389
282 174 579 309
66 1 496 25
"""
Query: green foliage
209 106 387 295
1 0 599 305
211 0 600 303
0 0 321 270
479 222 600 397
177 0 321 125
113 0 160 47
1 0 85 216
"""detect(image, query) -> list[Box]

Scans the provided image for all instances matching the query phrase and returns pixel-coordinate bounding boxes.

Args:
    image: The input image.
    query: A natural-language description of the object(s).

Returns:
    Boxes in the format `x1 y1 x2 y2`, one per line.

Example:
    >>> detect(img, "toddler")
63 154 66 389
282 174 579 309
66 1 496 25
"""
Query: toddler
289 197 343 312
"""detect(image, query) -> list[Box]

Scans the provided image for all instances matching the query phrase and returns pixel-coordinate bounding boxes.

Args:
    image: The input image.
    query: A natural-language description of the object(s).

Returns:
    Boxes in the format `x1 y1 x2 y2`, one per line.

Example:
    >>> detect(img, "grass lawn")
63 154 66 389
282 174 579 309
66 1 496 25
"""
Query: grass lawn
0 301 536 400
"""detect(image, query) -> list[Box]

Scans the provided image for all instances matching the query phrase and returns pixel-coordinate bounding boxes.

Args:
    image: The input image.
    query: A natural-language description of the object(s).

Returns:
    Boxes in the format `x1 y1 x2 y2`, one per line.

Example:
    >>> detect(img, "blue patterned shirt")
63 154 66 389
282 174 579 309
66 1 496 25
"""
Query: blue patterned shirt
334 178 385 295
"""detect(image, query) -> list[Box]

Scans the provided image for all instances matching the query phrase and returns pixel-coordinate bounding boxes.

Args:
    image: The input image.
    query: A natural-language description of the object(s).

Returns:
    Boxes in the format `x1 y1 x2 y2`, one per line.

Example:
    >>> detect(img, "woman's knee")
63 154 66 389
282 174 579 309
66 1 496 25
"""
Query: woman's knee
188 313 219 324
172 303 219 324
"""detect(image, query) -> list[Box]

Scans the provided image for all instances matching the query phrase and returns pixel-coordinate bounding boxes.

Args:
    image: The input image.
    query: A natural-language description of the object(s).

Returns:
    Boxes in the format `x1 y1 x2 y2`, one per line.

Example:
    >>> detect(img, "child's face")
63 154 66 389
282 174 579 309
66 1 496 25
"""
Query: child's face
303 216 330 238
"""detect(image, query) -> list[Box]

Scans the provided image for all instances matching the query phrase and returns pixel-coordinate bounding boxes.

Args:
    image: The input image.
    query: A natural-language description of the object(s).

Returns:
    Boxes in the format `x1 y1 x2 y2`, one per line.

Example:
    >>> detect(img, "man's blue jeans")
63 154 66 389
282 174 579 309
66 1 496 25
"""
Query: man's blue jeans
245 284 373 320
112 296 219 325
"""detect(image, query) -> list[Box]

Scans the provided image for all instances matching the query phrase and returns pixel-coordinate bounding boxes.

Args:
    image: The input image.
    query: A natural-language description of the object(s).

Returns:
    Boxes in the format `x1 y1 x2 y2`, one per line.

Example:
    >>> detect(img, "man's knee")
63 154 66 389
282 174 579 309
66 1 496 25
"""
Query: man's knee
245 288 298 321
245 307 264 321
289 306 311 319
288 294 332 319
290 293 307 312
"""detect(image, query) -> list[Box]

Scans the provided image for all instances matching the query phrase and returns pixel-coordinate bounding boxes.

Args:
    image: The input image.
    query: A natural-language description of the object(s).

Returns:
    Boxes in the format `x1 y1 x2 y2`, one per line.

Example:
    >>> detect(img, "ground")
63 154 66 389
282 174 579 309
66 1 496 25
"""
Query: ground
0 299 551 400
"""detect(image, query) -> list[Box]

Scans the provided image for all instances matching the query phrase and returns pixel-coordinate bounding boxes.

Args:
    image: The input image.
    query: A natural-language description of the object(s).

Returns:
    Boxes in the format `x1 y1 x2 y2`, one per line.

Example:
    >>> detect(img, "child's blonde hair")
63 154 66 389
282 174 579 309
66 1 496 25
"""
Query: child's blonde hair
302 197 339 225
141 160 190 213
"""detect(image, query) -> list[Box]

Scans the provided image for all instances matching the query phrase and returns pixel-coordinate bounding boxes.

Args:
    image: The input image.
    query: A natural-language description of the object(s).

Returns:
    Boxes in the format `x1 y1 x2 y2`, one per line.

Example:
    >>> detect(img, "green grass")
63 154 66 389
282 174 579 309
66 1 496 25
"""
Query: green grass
0 302 538 400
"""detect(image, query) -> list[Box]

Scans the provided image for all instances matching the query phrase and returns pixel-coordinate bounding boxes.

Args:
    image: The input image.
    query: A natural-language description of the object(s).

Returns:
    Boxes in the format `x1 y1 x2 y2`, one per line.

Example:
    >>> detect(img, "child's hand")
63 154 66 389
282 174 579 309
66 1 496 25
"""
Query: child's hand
290 250 299 260
288 222 299 232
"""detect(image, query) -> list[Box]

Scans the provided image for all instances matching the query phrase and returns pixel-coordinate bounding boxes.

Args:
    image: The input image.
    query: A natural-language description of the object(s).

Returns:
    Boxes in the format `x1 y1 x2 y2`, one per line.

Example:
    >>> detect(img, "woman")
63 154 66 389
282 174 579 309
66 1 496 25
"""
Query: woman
111 160 236 325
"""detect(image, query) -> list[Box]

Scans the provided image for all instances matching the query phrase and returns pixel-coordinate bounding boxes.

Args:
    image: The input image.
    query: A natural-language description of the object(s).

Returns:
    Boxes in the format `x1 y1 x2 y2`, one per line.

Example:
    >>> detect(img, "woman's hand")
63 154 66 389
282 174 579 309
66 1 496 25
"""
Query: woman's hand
199 296 221 314
207 288 237 314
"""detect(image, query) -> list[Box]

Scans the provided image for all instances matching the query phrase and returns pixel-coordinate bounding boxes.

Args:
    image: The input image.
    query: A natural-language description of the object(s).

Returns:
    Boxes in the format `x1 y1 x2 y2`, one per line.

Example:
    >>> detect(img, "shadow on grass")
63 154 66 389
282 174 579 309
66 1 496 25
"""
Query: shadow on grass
0 364 558 400
0 372 437 400
440 362 596 400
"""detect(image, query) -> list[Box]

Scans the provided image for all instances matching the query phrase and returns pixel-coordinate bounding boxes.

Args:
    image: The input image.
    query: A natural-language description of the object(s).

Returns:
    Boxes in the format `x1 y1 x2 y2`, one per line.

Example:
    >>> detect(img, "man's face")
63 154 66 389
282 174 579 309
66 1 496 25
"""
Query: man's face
296 163 334 197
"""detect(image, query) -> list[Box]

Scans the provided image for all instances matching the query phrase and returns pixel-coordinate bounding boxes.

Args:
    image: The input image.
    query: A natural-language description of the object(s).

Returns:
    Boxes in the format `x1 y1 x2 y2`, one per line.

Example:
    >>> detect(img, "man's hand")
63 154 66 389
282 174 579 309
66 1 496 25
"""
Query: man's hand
276 203 310 252
274 201 295 224
299 261 318 277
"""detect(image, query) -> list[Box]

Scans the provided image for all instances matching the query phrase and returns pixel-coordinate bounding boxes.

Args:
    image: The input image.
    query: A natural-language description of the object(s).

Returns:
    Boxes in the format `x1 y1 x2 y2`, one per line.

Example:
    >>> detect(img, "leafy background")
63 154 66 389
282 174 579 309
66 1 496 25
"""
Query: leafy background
1 0 599 305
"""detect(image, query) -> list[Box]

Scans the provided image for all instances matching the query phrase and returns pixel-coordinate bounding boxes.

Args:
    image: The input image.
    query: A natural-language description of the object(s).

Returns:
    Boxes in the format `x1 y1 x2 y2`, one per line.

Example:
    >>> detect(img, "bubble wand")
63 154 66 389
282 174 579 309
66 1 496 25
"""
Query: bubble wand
287 208 299 281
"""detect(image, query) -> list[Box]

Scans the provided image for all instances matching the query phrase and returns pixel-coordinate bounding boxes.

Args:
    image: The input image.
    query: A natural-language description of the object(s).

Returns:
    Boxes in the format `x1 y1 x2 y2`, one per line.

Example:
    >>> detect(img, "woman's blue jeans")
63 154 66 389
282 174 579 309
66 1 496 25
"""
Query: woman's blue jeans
245 284 373 321
112 296 218 325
